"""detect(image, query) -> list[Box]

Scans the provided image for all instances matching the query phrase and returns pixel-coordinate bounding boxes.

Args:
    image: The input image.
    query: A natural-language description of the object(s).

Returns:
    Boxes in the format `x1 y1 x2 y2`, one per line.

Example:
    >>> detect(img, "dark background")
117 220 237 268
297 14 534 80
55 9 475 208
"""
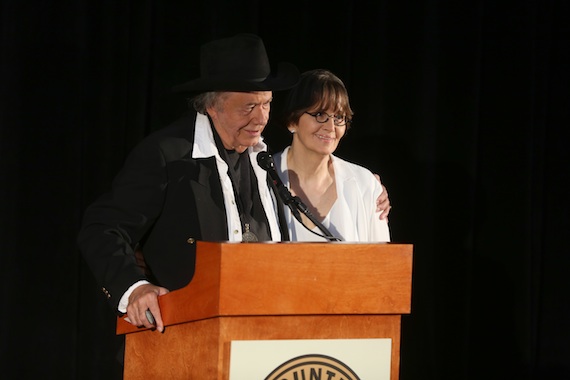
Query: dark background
1 1 569 379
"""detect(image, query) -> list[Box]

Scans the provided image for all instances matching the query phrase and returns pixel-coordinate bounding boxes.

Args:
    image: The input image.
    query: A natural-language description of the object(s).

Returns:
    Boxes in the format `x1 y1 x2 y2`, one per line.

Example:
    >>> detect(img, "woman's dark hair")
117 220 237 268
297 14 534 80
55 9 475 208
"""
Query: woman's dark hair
282 69 354 128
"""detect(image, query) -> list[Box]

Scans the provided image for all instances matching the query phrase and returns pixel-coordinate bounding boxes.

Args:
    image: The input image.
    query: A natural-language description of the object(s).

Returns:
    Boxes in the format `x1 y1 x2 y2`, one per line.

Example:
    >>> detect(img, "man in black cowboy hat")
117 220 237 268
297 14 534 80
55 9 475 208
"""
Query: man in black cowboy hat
78 33 391 333
78 33 301 333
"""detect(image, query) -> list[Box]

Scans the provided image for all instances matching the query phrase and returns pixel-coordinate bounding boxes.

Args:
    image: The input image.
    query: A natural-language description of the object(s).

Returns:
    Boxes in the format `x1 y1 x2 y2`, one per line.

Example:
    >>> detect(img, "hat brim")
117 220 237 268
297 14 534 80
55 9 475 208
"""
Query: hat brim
172 62 299 93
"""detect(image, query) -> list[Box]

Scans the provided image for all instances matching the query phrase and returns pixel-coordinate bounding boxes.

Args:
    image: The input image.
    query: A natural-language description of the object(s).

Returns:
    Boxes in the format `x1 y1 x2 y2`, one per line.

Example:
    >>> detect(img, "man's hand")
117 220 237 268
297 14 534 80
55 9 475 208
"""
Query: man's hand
374 174 391 220
125 283 169 333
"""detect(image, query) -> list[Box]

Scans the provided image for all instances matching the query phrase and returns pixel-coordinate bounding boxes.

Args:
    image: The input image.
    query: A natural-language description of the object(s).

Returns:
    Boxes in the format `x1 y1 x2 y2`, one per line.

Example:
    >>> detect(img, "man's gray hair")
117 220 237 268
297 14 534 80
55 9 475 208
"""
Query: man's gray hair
190 92 226 114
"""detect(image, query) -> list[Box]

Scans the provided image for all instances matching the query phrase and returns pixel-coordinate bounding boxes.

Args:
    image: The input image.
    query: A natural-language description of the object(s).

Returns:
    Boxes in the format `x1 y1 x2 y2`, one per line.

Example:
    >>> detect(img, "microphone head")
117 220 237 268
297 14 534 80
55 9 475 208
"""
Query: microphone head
257 151 274 171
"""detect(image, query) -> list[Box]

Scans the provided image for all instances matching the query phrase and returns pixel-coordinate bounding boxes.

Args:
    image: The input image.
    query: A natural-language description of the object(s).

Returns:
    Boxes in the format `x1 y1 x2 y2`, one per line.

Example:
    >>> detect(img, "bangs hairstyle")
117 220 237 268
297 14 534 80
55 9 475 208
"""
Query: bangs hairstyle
282 69 354 128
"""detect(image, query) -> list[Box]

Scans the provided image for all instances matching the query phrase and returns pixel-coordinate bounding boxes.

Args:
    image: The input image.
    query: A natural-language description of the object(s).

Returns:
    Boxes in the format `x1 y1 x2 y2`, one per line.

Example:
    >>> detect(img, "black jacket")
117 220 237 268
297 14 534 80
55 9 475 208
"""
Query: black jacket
77 113 289 310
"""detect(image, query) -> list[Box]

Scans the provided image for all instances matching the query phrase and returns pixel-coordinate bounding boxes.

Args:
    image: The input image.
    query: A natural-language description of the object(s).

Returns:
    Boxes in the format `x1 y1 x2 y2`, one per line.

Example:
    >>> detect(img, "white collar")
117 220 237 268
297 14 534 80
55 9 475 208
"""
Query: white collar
192 113 267 159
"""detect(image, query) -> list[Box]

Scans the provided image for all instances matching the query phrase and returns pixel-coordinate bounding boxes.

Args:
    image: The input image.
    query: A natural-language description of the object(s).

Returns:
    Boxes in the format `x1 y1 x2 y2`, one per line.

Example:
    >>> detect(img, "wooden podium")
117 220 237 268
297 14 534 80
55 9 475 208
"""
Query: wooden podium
117 241 413 379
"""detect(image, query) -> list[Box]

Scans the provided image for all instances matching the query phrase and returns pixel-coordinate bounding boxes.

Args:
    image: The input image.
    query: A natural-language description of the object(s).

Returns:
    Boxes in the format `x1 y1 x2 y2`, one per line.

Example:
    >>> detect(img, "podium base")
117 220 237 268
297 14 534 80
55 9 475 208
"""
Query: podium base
124 314 402 380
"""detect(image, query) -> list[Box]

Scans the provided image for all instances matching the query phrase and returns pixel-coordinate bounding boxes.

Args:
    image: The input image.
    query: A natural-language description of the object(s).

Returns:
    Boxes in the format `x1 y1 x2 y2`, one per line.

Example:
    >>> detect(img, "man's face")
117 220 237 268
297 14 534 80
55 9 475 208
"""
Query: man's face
207 91 273 153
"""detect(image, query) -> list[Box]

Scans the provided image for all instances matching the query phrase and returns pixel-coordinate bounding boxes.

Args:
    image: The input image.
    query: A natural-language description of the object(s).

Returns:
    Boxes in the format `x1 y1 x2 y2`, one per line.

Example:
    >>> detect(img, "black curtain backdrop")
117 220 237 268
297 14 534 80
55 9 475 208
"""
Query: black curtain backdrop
1 1 568 379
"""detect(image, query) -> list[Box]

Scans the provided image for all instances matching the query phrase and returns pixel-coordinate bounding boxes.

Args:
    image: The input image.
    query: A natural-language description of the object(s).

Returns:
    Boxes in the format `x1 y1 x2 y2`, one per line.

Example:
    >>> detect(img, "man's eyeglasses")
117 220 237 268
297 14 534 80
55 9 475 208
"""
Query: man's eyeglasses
305 112 351 127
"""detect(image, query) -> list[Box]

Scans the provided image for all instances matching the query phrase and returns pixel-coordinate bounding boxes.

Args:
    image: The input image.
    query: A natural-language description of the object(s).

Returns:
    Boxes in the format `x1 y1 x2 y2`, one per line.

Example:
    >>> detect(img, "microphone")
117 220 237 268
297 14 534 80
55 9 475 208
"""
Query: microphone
257 151 341 241
257 151 297 206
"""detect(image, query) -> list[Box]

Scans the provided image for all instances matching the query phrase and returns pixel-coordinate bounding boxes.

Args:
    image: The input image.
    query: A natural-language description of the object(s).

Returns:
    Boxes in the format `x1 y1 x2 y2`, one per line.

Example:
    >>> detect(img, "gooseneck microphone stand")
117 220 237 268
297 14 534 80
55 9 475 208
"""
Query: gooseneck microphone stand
257 152 342 242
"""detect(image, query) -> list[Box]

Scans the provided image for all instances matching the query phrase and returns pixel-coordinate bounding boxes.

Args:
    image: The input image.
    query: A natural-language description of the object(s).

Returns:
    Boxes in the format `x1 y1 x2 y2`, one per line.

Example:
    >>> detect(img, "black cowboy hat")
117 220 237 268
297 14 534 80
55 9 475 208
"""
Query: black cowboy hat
172 33 299 93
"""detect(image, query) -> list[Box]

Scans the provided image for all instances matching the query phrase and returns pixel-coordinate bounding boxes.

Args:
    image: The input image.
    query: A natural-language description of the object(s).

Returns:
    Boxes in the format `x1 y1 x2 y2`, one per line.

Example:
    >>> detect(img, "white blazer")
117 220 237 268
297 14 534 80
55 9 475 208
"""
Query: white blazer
273 147 390 242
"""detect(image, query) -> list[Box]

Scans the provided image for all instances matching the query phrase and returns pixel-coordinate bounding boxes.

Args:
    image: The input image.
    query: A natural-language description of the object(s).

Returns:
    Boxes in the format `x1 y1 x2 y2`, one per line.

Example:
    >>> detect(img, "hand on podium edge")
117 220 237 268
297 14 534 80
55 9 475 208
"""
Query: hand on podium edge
375 178 391 220
125 283 169 333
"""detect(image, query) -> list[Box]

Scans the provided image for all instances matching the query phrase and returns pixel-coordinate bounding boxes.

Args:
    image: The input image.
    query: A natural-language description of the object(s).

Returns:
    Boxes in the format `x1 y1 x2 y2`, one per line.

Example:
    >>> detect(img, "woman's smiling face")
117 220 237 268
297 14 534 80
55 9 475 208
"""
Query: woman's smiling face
291 108 347 156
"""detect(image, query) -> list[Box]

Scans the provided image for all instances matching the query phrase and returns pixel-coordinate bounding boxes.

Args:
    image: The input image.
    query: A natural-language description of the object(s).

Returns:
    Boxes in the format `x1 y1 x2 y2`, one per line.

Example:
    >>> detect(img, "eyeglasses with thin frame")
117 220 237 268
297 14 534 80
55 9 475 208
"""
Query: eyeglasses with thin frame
305 111 351 127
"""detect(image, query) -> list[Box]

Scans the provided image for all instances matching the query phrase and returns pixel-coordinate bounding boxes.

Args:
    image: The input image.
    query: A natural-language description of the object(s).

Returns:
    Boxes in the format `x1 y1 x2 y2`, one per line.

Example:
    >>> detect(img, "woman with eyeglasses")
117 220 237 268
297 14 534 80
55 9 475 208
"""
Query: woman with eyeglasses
272 69 391 242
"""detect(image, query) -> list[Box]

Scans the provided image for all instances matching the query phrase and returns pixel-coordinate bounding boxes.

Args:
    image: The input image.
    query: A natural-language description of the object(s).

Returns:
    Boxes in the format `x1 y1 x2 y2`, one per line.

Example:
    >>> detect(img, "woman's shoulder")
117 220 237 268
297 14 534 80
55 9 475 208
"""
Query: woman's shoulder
332 154 377 182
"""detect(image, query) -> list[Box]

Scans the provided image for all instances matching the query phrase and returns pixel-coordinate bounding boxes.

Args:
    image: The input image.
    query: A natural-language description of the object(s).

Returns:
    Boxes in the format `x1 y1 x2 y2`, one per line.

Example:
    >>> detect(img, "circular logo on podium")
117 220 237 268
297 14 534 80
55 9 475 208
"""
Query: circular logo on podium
265 354 361 380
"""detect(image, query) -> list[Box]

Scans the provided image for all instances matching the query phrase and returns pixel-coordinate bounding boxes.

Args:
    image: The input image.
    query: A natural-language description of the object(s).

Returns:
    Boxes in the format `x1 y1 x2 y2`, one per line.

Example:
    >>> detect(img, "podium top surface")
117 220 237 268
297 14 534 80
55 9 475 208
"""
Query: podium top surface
117 241 413 335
